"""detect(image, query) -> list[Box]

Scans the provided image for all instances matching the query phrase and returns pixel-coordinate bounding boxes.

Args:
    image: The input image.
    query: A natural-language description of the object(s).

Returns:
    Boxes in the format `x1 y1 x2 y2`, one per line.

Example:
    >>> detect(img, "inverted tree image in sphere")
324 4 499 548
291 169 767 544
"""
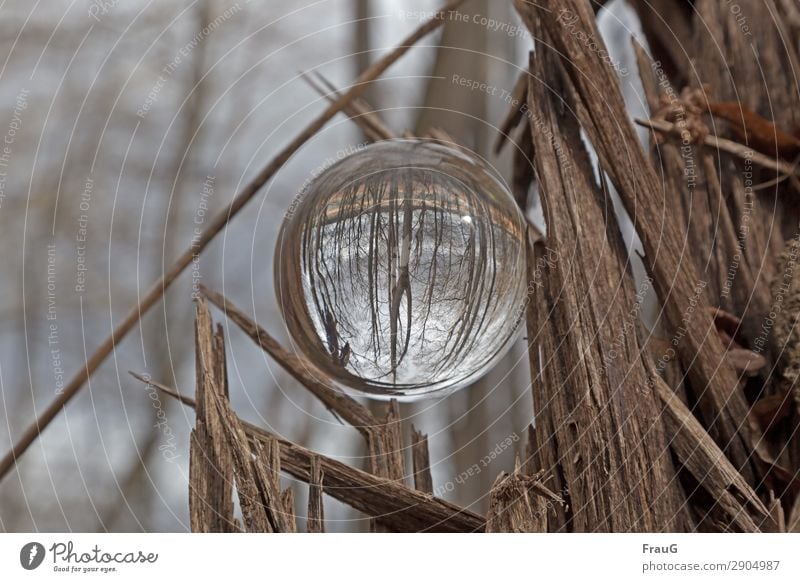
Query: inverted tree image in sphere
274 139 528 399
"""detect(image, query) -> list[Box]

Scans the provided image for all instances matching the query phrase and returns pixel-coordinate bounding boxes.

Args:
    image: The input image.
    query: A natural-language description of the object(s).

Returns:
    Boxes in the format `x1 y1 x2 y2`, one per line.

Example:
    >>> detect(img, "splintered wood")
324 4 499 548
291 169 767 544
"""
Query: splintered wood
517 0 755 481
197 286 485 532
510 0 800 531
143 289 486 533
516 9 688 530
189 301 236 533
134 371 485 532
486 466 562 533
190 299 296 532
411 429 434 494
158 0 800 534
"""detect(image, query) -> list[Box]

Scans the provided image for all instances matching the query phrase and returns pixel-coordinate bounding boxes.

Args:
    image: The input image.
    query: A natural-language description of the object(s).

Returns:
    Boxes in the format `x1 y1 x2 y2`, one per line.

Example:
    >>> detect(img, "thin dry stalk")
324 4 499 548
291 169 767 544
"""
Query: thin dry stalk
0 0 468 483
635 117 800 180
303 72 395 141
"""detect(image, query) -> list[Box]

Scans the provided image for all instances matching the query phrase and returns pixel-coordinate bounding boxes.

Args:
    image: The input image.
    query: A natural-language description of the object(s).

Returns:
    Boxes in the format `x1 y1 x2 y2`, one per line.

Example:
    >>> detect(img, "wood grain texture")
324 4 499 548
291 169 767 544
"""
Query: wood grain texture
518 22 690 530
307 455 325 533
189 300 237 533
130 374 486 532
485 461 563 533
192 299 297 532
411 428 433 494
655 375 769 532
515 0 756 481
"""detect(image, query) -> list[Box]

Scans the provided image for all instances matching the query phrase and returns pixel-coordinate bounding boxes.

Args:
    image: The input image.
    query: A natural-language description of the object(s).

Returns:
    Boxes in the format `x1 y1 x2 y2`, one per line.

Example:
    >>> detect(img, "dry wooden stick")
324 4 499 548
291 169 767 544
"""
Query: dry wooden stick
207 384 275 532
368 400 405 483
525 238 570 531
250 437 298 532
128 373 485 532
200 285 378 433
655 376 769 532
366 400 408 532
635 117 800 180
411 428 433 494
189 301 237 532
303 72 395 141
307 455 325 533
206 379 297 532
0 0 467 482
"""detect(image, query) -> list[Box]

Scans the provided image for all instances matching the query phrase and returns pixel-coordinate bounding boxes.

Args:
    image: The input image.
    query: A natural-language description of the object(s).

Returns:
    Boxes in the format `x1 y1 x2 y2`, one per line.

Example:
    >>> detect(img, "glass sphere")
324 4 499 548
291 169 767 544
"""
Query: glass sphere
274 139 527 400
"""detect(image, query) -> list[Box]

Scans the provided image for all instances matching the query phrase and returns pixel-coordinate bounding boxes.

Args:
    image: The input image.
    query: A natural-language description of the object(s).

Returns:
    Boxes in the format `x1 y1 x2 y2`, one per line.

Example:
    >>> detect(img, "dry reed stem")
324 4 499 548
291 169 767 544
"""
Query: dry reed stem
0 0 468 483
303 72 396 141
635 117 800 180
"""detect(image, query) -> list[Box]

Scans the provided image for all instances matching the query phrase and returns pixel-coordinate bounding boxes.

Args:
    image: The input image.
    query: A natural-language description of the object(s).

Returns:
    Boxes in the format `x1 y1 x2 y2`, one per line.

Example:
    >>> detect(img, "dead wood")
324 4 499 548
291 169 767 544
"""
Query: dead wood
307 455 325 533
190 300 237 532
130 373 485 532
655 375 769 532
485 466 557 533
411 428 434 494
513 6 690 530
515 0 756 482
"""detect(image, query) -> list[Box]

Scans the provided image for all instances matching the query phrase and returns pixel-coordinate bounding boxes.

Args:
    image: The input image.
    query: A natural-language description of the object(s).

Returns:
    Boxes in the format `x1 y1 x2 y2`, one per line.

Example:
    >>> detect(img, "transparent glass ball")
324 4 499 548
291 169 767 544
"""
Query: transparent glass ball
274 139 527 400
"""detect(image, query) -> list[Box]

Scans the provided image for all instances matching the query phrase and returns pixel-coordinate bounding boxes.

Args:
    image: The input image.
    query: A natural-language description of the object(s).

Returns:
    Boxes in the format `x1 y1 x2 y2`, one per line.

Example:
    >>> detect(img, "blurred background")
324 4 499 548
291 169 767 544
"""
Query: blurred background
0 0 644 531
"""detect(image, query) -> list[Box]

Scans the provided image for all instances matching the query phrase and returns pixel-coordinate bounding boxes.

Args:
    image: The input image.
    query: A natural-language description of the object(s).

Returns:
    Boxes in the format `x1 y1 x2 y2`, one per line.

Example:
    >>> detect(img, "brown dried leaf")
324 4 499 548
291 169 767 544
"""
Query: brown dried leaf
707 102 800 160
726 348 767 377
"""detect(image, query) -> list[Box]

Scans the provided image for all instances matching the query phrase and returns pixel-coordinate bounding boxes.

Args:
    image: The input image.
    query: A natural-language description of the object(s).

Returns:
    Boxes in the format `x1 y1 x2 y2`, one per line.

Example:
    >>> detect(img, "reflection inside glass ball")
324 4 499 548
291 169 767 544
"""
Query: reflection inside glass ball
274 139 527 400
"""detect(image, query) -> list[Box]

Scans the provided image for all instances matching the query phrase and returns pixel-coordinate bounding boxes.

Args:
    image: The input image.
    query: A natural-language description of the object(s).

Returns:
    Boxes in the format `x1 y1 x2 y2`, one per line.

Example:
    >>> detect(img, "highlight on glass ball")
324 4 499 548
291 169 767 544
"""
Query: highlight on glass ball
274 139 527 399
